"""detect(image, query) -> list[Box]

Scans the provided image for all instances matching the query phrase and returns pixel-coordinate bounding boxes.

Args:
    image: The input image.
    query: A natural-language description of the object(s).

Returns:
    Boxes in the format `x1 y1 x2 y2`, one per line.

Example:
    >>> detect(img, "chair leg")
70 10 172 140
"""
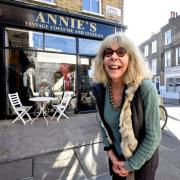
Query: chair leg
12 116 21 124
12 113 26 125
24 111 33 122
57 112 63 122
51 110 58 120
61 112 69 119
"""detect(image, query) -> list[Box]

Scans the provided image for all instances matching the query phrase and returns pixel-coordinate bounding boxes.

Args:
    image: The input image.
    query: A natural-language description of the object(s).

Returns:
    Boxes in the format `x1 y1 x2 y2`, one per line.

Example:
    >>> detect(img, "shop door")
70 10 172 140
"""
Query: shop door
78 57 96 112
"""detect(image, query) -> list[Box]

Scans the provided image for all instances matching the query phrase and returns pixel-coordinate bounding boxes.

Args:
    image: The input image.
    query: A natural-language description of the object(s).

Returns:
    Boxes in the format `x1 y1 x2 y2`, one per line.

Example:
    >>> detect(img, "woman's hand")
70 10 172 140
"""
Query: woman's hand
107 150 129 177
113 161 129 177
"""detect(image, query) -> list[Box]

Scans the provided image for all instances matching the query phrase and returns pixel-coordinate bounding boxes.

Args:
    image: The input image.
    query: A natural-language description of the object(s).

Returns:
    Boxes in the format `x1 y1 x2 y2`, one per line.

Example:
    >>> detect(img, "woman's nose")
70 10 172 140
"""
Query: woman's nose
111 52 118 61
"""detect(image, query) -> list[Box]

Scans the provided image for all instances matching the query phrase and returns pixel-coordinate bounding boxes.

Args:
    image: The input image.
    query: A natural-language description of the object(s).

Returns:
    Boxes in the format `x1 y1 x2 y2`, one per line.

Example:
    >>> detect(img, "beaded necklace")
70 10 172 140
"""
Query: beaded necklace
109 85 123 111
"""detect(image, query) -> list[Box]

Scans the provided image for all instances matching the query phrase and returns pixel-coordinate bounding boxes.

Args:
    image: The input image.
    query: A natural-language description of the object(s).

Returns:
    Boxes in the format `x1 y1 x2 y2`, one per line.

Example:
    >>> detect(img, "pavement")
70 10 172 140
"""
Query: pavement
0 104 180 180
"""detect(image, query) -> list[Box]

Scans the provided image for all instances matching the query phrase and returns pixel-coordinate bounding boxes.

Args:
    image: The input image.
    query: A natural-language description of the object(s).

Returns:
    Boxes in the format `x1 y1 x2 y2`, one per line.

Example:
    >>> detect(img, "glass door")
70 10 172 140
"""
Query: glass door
78 57 96 111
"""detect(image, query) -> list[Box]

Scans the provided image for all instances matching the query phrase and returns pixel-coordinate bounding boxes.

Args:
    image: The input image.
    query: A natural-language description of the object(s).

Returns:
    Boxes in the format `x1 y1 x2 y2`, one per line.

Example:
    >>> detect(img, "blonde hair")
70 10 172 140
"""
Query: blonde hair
93 33 152 86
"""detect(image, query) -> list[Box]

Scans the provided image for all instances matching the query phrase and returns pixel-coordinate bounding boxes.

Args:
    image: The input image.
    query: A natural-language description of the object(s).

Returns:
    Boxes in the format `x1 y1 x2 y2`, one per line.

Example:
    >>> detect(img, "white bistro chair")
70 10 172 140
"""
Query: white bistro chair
51 91 73 122
8 92 33 125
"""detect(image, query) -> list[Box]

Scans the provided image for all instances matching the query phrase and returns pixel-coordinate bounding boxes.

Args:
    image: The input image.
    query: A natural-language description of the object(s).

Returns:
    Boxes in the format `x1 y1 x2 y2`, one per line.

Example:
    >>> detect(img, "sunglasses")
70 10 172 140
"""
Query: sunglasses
103 47 127 57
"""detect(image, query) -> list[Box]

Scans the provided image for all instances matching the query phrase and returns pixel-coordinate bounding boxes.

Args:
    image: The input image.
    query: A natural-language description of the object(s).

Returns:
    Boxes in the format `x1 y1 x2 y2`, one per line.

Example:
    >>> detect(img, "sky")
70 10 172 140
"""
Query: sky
124 0 180 45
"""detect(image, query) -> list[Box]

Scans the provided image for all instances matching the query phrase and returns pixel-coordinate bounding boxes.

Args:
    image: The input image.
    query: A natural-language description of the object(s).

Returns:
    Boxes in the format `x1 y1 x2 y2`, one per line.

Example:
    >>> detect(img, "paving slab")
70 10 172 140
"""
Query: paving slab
0 119 74 163
0 158 32 180
74 143 109 178
156 158 180 180
0 113 100 163
33 149 85 180
160 146 180 170
89 172 111 180
160 130 180 150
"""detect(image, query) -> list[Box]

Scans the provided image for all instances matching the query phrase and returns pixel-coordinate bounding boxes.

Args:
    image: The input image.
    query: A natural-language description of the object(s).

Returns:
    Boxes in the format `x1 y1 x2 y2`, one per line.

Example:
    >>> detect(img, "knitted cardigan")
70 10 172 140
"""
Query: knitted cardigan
92 79 161 173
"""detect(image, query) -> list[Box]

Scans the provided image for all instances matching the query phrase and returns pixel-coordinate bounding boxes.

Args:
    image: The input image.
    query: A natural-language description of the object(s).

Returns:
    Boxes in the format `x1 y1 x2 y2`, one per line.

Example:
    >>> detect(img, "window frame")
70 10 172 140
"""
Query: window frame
152 40 157 54
165 49 171 68
165 29 172 46
144 44 149 57
176 47 180 65
151 58 157 75
82 0 102 15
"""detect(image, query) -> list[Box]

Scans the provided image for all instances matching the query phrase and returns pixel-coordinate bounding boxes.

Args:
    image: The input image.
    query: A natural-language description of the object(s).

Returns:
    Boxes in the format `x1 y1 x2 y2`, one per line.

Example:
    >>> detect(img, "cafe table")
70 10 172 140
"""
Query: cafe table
29 96 57 126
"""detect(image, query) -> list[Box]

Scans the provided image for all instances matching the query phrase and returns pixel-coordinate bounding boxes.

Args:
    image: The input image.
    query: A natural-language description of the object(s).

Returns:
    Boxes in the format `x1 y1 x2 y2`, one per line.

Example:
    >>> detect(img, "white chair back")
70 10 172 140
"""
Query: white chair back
8 92 23 111
8 92 32 125
61 91 74 108
51 91 74 122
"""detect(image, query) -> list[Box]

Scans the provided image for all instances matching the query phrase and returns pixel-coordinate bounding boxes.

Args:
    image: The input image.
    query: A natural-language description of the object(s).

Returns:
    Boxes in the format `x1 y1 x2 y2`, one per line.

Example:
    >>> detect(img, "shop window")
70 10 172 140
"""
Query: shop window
45 33 76 54
6 28 43 50
82 0 101 14
166 78 175 92
79 57 96 111
152 40 157 54
6 47 77 109
166 78 180 92
79 38 101 56
176 47 180 65
165 50 171 68
29 31 43 49
175 78 180 92
165 29 171 46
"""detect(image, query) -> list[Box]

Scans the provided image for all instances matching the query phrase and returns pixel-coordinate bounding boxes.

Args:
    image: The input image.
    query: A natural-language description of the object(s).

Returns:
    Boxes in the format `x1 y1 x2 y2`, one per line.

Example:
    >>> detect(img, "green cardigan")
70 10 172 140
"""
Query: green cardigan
97 79 161 171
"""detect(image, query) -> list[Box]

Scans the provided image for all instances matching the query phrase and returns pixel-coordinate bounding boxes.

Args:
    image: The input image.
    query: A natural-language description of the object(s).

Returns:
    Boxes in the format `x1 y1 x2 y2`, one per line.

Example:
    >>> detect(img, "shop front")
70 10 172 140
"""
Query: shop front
0 1 126 119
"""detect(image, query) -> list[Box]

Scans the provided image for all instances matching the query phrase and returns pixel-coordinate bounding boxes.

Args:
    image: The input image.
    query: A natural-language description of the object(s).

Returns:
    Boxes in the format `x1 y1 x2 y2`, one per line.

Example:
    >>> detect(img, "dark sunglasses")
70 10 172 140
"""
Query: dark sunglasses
103 47 127 57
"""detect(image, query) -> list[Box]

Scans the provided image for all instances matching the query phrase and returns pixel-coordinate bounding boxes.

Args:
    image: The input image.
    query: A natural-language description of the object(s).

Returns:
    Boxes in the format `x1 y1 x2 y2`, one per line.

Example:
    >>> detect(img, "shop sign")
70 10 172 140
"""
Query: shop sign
0 3 116 39
106 5 121 17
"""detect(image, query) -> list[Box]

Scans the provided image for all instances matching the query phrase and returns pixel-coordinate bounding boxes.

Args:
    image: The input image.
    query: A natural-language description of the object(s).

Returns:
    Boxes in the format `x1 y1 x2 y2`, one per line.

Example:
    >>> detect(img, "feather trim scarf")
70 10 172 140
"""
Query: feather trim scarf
119 83 140 180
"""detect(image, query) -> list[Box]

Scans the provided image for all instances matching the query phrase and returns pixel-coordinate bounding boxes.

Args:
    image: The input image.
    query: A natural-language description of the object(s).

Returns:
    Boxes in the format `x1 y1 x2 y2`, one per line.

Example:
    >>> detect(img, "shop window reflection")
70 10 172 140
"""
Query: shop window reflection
53 63 75 92
166 78 180 92
79 58 96 111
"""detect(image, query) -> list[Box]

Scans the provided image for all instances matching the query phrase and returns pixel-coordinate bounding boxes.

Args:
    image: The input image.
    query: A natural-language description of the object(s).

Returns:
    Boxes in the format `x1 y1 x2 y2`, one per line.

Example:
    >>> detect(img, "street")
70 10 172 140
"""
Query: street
155 104 180 180
164 104 180 139
0 104 180 180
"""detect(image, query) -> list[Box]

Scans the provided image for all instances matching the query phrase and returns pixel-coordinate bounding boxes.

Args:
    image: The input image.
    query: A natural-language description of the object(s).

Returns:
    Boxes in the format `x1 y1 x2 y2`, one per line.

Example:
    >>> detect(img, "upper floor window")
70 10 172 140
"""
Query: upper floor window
83 0 101 14
176 47 180 65
165 50 171 68
165 29 172 46
152 58 157 75
152 40 157 54
144 45 149 57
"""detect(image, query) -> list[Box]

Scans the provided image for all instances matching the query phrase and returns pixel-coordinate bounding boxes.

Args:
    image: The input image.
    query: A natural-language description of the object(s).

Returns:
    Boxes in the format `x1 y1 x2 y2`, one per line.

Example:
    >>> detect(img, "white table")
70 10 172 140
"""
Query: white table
29 97 57 126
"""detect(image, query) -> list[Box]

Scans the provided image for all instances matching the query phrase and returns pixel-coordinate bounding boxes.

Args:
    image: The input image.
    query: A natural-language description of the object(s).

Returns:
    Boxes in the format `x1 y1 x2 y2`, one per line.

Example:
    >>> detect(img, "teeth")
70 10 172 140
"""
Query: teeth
109 65 120 69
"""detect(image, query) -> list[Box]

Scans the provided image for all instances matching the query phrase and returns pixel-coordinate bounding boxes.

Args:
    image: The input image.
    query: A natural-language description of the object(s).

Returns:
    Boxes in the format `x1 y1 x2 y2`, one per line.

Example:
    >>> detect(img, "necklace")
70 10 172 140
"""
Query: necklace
109 85 123 111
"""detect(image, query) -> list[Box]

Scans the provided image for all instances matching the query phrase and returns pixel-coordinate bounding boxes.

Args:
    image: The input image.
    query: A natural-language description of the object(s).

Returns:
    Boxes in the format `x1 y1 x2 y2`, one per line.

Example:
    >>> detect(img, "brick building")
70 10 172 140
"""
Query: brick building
139 12 180 103
0 0 126 119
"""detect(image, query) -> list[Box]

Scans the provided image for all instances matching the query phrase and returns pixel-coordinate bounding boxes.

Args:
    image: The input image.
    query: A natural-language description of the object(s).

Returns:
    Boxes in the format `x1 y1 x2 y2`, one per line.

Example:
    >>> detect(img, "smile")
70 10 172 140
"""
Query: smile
109 65 121 69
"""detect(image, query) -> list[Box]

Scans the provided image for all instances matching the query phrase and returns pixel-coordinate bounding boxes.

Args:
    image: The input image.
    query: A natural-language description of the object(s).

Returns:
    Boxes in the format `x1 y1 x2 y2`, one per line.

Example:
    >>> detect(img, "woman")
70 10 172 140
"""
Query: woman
92 33 161 180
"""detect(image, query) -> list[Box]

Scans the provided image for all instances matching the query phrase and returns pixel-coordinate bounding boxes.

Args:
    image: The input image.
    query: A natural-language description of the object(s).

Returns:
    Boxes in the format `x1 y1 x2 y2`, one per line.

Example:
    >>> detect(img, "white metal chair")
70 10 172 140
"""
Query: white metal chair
8 92 33 125
51 91 74 122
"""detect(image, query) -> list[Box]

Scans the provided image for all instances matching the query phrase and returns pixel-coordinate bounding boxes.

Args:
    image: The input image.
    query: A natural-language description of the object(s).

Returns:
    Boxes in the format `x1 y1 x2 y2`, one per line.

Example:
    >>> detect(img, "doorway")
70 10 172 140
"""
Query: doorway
78 57 96 112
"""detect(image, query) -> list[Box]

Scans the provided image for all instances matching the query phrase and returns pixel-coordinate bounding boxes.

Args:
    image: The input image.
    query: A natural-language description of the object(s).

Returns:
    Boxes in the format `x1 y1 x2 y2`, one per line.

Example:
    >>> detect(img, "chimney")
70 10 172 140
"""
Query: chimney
170 11 178 18
169 11 178 23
